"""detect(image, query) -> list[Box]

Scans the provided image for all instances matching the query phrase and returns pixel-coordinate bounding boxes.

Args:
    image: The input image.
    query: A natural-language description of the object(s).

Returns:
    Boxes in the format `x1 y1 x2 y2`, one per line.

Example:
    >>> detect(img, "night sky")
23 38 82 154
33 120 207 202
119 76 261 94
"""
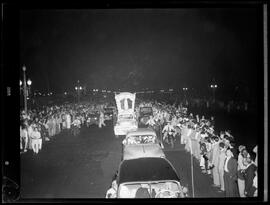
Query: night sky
20 8 261 94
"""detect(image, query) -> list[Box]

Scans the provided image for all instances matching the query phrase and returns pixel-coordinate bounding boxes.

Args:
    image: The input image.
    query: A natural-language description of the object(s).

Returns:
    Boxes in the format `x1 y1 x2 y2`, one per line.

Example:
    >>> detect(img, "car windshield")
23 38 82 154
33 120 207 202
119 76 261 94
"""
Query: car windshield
118 181 180 198
118 114 134 120
140 107 153 115
125 135 157 145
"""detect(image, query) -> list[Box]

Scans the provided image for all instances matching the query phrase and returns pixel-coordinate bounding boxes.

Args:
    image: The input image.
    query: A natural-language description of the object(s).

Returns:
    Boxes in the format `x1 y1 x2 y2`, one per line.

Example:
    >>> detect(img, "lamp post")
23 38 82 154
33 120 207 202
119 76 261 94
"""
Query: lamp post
20 66 32 113
75 80 82 103
210 84 217 103
183 87 188 103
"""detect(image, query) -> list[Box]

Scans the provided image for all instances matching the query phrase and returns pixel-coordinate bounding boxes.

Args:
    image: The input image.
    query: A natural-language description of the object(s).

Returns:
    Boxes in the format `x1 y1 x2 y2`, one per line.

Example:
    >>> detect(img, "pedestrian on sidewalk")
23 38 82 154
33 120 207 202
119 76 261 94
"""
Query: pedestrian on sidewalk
224 148 239 197
237 145 248 197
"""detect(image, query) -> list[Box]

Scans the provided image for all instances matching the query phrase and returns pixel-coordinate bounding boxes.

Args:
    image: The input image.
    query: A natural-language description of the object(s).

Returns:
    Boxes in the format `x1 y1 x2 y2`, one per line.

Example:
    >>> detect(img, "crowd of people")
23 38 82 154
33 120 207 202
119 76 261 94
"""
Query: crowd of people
20 102 108 155
141 100 258 198
21 97 258 198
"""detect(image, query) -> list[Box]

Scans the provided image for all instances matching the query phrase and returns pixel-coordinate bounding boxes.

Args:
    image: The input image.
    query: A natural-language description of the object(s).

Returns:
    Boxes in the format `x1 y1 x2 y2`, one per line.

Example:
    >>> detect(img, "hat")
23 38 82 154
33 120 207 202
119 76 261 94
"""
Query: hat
238 145 246 152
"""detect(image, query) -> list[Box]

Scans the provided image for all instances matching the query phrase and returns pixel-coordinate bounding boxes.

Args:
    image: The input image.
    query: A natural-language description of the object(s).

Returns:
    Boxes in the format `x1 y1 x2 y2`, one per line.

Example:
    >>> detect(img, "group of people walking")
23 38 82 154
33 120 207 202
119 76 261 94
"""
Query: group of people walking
20 102 108 155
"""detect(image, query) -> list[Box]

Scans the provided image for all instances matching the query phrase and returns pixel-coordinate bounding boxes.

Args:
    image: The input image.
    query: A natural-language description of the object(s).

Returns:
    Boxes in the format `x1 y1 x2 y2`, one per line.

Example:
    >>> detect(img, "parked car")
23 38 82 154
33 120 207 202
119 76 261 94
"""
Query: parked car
122 128 164 160
138 106 153 126
109 157 188 198
114 92 138 137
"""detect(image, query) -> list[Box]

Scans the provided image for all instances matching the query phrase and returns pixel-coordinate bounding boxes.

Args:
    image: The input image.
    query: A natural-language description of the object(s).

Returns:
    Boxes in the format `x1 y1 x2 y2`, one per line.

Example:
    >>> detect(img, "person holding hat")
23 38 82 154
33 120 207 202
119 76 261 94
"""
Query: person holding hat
224 148 239 197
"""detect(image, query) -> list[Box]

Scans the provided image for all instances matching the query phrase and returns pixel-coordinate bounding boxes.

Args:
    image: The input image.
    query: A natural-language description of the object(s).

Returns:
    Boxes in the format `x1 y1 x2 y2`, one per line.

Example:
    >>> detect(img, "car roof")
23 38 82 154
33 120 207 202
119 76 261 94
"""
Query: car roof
123 144 165 160
126 128 156 137
117 158 180 184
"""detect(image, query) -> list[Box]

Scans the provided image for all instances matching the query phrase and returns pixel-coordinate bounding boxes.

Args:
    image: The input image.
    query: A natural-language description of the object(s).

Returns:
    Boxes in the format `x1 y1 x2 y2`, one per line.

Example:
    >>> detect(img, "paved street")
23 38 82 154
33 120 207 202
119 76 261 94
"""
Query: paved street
21 119 228 199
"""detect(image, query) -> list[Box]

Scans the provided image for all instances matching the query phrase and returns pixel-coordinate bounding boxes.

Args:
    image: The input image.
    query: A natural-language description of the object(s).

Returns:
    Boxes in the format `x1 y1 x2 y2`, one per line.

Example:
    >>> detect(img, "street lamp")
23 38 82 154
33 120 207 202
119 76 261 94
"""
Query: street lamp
210 84 218 102
27 79 32 86
75 80 82 103
20 65 32 113
182 87 188 105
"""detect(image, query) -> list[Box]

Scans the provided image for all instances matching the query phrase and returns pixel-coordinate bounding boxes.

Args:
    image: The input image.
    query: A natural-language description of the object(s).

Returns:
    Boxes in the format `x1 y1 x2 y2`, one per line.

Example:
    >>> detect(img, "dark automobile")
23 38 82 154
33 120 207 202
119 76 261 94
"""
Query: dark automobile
86 112 99 126
104 107 115 121
138 107 153 126
111 157 188 198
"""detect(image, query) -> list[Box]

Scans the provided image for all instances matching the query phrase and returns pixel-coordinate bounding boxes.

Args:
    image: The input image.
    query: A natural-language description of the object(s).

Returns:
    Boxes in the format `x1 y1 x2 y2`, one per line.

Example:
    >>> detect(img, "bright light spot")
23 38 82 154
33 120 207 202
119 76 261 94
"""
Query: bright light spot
27 79 32 86
20 80 22 86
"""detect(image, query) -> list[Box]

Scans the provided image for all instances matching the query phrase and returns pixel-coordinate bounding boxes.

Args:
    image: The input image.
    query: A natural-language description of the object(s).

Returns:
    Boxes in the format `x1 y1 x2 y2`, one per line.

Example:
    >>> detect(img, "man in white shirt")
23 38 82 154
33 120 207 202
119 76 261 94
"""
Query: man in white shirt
20 124 29 153
31 125 42 154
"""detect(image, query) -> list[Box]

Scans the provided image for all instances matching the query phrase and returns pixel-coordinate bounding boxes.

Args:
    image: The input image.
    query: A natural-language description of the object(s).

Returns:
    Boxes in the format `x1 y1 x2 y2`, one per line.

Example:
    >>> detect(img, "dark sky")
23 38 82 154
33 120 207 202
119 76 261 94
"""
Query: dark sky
20 8 261 93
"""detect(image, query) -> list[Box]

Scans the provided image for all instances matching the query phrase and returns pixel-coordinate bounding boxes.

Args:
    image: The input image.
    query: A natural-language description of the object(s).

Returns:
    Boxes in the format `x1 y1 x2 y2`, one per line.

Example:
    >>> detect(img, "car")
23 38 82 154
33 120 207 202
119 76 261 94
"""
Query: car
138 106 153 126
112 157 189 198
104 107 115 121
122 128 164 160
114 92 138 136
86 112 99 126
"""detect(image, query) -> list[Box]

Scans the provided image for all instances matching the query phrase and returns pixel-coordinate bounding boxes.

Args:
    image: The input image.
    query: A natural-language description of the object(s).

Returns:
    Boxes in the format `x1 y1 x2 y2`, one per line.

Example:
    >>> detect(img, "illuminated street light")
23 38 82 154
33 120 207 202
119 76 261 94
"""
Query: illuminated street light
20 66 32 112
27 79 32 86
79 86 82 90
75 86 78 90
210 84 218 102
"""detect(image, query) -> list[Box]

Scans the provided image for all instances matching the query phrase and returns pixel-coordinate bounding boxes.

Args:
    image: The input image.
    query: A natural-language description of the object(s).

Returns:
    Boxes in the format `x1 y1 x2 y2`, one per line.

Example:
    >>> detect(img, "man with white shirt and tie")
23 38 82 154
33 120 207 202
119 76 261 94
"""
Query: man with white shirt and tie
224 148 239 197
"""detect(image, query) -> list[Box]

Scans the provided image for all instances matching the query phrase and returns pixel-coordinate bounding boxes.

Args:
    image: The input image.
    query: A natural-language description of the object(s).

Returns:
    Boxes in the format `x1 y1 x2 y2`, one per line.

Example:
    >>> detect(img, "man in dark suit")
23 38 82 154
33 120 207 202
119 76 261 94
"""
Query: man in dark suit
224 148 239 197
